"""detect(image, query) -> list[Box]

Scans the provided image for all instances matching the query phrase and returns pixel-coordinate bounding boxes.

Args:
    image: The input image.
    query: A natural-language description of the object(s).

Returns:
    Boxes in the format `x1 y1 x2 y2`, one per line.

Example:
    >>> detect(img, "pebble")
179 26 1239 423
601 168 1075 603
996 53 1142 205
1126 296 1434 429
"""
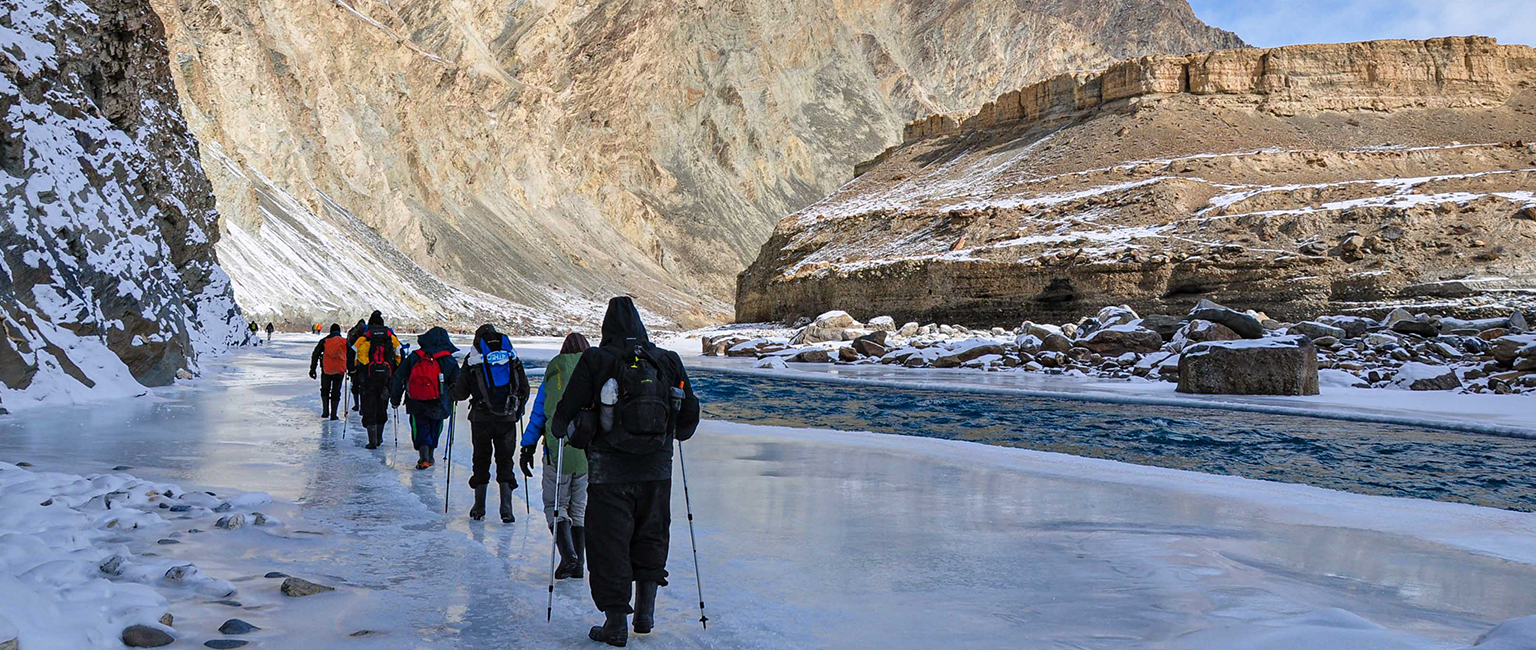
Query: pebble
121 625 175 647
210 600 242 607
113 465 131 471
15 462 31 467
213 502 232 513
204 641 248 649
264 572 288 579
280 576 334 597
169 505 192 512
218 619 259 635
157 539 180 545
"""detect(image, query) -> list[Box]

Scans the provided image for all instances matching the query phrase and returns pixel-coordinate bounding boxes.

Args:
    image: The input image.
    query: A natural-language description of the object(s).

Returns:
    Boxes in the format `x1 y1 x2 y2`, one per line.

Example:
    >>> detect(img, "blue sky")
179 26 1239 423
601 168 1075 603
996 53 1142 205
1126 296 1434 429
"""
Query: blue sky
1187 0 1534 48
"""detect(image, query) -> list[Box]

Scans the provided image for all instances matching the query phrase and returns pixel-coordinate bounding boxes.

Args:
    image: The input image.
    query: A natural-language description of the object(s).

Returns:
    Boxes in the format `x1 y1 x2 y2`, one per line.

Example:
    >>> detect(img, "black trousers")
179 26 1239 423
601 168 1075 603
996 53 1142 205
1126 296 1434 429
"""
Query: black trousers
359 376 390 426
586 480 671 613
469 419 518 488
320 373 343 402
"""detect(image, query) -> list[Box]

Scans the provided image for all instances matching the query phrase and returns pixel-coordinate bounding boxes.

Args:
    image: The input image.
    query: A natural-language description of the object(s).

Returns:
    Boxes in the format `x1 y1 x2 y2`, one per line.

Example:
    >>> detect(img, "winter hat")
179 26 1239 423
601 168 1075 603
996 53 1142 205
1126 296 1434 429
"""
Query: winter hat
329 323 341 334
560 332 590 355
368 310 385 328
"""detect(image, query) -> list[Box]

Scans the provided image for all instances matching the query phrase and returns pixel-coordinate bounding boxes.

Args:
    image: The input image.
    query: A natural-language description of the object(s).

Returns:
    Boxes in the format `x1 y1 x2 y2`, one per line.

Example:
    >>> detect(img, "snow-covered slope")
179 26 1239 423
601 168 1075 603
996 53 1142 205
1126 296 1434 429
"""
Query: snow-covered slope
0 0 247 412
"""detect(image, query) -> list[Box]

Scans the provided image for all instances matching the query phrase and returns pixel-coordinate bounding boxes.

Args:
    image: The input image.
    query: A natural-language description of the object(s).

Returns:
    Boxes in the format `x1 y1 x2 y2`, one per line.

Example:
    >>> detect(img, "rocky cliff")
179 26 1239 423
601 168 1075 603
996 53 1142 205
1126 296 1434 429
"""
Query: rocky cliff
738 37 1536 326
1 0 248 410
148 0 1242 328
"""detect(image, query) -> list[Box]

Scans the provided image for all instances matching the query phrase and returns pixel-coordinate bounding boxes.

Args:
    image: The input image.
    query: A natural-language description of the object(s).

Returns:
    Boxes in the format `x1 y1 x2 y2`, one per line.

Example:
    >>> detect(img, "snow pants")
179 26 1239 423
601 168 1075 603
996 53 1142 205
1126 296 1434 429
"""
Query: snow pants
350 372 364 410
320 373 343 403
359 377 390 426
410 415 444 451
586 480 670 614
541 464 588 528
469 419 518 489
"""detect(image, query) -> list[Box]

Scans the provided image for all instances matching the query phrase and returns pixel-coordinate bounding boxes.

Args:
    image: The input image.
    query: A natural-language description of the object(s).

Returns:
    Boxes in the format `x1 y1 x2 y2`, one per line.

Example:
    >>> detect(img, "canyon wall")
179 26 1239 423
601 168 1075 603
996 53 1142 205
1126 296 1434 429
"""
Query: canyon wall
738 37 1536 326
1 0 248 411
148 0 1242 328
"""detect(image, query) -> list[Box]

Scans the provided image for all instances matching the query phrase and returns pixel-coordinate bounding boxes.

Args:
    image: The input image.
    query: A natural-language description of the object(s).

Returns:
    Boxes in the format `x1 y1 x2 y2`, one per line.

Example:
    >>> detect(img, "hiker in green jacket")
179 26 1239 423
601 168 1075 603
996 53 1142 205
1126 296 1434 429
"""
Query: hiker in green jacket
521 332 591 579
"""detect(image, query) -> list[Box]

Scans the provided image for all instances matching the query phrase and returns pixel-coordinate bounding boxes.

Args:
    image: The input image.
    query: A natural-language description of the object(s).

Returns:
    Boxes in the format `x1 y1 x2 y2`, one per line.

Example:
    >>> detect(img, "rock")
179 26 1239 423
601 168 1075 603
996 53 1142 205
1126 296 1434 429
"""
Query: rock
1041 333 1074 353
1489 335 1536 367
1177 335 1319 396
1512 311 1530 332
1171 319 1240 351
159 613 174 627
175 369 195 380
753 356 789 370
100 555 126 576
1388 362 1462 391
1079 326 1163 355
263 572 288 579
1096 305 1139 327
852 334 890 357
932 340 1006 368
1312 336 1340 349
215 514 245 530
897 322 920 337
1390 319 1439 338
793 311 861 344
280 577 334 597
218 619 259 635
1186 299 1266 339
1318 316 1371 339
1138 314 1183 342
112 465 132 471
0 637 13 650
210 601 242 608
165 564 199 585
1383 308 1416 327
212 502 233 513
252 513 268 526
867 316 896 332
788 348 831 363
169 505 192 512
1289 321 1345 341
836 346 861 362
122 625 175 648
726 338 788 358
204 641 248 649
157 539 180 545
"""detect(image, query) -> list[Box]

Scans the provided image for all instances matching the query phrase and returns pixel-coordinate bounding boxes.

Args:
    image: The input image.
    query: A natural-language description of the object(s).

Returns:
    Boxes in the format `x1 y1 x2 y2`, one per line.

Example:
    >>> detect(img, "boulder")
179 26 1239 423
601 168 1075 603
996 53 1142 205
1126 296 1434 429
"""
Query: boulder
1013 334 1042 354
1177 335 1319 395
1186 299 1265 339
753 356 789 370
1512 310 1530 332
1096 305 1139 327
1079 326 1163 355
1318 315 1370 339
1490 335 1536 367
205 641 248 649
852 333 890 357
897 322 920 336
1289 321 1345 341
279 577 334 597
932 339 1006 368
788 348 832 363
837 346 861 362
218 619 259 635
792 310 861 344
1138 314 1183 341
1388 362 1462 391
726 338 788 358
1040 333 1073 353
215 514 245 530
1390 318 1438 338
1171 319 1240 351
867 316 896 332
1383 308 1416 327
123 625 175 648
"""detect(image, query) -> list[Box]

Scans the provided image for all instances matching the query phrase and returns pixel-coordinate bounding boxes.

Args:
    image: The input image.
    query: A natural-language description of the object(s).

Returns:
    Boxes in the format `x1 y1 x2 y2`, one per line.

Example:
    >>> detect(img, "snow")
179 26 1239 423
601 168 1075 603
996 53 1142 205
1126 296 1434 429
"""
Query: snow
1 337 1534 648
1387 362 1458 390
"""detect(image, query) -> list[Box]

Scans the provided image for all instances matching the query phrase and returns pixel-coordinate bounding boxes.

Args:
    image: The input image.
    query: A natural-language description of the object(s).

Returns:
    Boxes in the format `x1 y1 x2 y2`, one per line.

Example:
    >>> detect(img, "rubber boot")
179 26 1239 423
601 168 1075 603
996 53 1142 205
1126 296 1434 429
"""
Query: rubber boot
588 609 628 647
632 582 658 634
365 425 380 449
416 446 432 470
470 485 487 521
499 483 515 524
571 526 586 578
554 521 578 579
321 400 331 419
328 398 340 420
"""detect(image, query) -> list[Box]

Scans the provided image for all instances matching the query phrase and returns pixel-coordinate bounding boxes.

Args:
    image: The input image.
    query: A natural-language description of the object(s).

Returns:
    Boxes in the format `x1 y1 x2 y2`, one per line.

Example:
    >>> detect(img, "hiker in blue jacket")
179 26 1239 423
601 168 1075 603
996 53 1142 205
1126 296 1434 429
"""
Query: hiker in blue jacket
449 324 530 522
391 326 461 470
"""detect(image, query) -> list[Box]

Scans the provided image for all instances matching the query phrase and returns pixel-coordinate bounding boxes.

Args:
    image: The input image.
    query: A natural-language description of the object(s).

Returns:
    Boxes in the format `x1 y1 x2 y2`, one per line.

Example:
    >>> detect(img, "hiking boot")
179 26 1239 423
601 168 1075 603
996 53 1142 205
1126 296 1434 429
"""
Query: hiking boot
499 482 515 524
365 425 381 450
328 399 340 420
588 610 628 647
632 582 658 634
555 521 579 579
470 485 487 521
571 526 586 578
415 447 432 470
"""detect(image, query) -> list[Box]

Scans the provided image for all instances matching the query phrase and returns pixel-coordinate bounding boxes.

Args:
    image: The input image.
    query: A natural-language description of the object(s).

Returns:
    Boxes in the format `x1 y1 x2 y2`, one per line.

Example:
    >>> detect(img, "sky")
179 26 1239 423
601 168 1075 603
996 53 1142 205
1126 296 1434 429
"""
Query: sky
1186 0 1535 48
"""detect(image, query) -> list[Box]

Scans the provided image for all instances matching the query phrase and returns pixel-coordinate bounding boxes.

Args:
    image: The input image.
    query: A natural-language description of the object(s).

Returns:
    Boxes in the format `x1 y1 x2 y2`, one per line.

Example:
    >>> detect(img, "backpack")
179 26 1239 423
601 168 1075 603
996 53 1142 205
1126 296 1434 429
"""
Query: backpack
406 349 451 401
321 336 347 374
475 336 520 416
607 345 676 453
366 328 396 383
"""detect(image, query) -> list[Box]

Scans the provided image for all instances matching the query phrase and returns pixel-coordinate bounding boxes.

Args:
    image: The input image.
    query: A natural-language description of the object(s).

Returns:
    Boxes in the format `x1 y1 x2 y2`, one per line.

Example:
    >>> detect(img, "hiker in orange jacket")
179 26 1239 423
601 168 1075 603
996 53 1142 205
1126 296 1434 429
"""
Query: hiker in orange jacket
309 323 353 419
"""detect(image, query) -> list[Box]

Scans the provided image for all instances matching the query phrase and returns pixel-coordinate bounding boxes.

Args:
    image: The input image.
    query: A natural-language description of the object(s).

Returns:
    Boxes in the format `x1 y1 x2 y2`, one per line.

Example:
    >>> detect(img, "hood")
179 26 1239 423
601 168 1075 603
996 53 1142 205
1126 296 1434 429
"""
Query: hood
368 311 385 328
416 326 458 354
599 296 648 347
329 323 341 335
473 324 500 349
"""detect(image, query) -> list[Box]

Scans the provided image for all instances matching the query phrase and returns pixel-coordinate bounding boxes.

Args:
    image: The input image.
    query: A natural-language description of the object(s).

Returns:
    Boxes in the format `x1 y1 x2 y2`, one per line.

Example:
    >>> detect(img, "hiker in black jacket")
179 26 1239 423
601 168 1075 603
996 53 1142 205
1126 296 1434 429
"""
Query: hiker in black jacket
391 326 459 468
450 324 530 522
551 297 700 646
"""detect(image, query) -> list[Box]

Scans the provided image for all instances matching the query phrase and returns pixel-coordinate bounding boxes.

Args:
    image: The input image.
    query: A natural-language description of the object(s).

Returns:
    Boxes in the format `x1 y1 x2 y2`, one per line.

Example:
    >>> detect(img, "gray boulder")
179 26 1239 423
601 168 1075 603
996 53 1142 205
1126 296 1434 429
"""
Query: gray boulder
1186 299 1265 339
1388 363 1462 391
279 577 334 597
1138 314 1183 342
123 625 175 648
1079 326 1163 355
1390 319 1438 338
1177 336 1319 396
1289 321 1345 341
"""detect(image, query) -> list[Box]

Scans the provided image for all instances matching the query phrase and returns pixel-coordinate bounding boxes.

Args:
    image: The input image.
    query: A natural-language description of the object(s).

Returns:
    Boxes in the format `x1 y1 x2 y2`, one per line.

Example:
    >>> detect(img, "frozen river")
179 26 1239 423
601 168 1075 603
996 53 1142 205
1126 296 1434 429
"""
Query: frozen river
1 336 1533 649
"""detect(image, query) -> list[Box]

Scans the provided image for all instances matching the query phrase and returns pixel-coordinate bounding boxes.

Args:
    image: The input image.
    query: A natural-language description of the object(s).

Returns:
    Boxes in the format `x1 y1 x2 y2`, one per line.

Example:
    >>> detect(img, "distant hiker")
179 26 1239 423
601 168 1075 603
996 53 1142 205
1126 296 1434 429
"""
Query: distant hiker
248 322 259 346
309 323 352 420
391 326 460 469
551 297 701 646
522 332 591 576
450 324 530 522
265 322 274 341
353 311 401 449
346 319 369 411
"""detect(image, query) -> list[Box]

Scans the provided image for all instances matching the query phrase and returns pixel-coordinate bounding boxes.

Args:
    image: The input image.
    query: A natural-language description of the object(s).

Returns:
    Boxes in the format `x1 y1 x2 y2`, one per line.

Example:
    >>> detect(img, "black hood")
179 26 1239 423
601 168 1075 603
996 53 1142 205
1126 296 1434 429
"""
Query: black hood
329 323 341 335
599 296 648 347
473 324 500 349
368 311 385 328
417 326 458 354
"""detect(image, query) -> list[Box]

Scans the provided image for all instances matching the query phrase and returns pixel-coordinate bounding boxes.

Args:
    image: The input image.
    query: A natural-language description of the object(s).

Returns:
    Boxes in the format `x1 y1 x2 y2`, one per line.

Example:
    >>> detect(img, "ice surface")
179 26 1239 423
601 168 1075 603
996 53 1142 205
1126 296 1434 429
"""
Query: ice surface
0 336 1532 648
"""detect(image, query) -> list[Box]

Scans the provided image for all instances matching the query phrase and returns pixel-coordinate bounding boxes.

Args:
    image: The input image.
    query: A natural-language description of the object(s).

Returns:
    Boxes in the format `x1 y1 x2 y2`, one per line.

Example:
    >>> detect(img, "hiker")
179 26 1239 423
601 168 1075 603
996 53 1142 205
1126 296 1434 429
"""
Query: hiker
391 326 460 469
352 311 401 449
550 297 700 646
248 322 259 345
265 322 274 341
347 319 369 411
308 323 351 420
522 332 591 578
450 324 530 522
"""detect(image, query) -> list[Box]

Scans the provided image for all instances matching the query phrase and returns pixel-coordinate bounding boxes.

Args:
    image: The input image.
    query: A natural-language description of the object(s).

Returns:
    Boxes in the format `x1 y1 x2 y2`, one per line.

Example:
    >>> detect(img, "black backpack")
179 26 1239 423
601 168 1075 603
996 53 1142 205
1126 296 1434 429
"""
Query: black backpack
609 345 677 454
366 328 396 383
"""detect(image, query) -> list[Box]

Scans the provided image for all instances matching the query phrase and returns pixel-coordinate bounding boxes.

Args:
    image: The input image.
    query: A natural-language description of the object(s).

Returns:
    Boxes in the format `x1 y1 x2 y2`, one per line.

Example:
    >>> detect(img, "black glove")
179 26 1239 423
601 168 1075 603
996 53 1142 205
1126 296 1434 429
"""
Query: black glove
309 369 317 380
519 445 536 478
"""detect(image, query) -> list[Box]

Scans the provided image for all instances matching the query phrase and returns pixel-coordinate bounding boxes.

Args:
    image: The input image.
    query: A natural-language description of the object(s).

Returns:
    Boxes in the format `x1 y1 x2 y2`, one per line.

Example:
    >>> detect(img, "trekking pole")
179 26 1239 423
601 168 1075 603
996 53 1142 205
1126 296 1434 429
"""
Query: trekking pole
678 442 709 629
522 409 530 515
393 406 399 448
340 375 350 440
444 401 457 515
546 439 566 622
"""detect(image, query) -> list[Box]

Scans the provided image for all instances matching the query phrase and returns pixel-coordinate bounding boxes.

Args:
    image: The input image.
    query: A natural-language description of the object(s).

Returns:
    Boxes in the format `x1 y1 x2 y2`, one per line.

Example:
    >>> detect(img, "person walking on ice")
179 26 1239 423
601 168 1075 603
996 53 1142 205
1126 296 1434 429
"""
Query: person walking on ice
309 323 352 420
392 326 460 469
265 322 274 341
450 324 530 522
551 297 701 647
522 332 591 577
352 311 401 450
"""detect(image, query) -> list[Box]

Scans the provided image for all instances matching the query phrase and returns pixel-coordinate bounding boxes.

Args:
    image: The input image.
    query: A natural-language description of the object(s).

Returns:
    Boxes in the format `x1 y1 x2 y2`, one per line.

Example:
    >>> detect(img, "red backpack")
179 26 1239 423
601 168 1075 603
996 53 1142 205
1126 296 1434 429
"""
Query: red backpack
406 349 452 400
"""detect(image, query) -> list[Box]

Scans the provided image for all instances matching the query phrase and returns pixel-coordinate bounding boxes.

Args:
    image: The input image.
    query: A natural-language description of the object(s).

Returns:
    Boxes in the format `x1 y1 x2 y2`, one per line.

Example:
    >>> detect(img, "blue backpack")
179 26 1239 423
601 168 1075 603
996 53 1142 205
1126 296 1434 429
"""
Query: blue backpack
476 335 519 416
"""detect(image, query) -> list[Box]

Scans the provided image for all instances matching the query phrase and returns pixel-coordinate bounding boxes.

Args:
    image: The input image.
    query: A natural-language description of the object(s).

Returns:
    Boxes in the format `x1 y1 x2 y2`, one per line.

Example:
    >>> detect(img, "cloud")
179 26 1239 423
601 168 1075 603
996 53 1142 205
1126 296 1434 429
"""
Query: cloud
1188 0 1536 48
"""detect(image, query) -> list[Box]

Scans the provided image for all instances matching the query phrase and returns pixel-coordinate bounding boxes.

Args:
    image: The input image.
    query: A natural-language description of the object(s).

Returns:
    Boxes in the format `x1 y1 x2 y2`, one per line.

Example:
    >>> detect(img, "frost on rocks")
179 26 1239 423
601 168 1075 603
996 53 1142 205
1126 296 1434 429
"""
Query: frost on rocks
0 0 248 412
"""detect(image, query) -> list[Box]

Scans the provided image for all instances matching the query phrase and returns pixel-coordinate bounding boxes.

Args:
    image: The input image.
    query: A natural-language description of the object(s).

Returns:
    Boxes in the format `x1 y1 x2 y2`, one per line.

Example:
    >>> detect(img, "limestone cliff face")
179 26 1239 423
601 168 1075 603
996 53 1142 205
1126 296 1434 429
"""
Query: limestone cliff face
1 0 247 410
149 0 1241 328
738 37 1536 325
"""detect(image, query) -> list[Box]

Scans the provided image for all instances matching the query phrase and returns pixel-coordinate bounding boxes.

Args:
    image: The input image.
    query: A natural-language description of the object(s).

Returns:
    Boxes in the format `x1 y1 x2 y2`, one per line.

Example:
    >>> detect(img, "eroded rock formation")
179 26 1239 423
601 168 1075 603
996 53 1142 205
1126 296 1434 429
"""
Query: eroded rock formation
1 0 248 410
148 0 1241 328
738 37 1536 326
